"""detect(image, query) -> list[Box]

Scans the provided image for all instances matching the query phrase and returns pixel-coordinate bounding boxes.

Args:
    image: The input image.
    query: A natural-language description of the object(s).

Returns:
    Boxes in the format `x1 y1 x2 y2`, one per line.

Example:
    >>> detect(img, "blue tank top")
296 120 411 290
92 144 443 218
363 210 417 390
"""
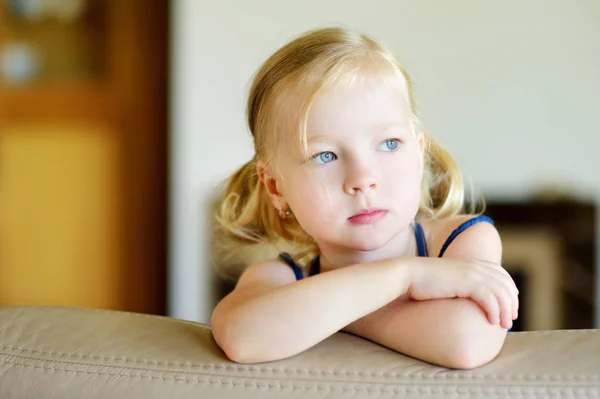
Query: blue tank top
278 215 495 279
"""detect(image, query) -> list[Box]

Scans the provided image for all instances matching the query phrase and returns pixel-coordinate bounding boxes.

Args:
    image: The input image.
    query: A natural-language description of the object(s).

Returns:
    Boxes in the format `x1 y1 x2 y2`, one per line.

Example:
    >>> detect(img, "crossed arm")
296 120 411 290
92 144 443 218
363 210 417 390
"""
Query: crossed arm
211 222 513 369
342 221 509 369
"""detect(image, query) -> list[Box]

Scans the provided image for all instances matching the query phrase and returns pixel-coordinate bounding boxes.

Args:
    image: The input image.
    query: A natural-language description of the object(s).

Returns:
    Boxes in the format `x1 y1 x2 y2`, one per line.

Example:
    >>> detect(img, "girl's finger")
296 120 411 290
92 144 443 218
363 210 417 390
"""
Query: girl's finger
473 286 500 326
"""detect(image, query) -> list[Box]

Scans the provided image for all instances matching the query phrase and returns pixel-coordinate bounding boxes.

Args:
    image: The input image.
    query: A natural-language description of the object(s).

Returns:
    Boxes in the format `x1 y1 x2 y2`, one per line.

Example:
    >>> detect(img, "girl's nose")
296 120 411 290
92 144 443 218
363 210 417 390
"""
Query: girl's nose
343 163 378 195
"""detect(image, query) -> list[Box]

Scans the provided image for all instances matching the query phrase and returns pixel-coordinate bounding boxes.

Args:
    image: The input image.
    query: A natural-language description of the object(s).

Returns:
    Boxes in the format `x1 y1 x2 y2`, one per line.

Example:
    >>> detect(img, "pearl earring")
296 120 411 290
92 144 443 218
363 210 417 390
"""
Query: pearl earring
278 208 291 219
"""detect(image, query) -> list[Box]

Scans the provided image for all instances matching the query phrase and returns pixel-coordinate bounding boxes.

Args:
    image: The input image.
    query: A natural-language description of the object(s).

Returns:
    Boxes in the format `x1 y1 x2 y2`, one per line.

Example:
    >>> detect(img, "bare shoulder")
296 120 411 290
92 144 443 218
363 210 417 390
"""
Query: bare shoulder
213 258 298 316
234 258 298 293
421 215 501 262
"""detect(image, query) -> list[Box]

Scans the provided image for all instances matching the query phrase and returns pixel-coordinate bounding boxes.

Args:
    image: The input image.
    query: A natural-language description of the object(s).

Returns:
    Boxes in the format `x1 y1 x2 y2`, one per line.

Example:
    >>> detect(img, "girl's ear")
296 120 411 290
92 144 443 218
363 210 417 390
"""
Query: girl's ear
256 160 288 211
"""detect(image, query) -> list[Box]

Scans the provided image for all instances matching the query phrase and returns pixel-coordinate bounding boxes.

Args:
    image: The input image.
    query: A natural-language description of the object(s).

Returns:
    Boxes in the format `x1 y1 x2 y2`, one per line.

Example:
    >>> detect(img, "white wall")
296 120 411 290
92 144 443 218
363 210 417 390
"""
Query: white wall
170 0 600 324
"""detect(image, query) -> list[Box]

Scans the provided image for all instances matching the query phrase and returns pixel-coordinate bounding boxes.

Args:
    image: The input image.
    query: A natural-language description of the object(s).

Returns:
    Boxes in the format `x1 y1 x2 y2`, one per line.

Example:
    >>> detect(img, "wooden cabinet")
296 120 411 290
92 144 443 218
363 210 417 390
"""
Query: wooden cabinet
0 1 168 315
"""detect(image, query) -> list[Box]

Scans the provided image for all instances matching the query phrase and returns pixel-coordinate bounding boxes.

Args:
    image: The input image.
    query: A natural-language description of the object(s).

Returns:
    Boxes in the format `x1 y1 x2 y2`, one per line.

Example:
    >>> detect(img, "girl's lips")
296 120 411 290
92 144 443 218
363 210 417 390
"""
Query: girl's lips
348 209 388 225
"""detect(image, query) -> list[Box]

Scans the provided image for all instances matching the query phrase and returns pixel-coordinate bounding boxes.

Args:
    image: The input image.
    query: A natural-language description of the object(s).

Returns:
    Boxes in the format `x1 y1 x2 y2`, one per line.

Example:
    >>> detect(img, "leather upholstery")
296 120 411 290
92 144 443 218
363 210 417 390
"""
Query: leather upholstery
1 306 599 398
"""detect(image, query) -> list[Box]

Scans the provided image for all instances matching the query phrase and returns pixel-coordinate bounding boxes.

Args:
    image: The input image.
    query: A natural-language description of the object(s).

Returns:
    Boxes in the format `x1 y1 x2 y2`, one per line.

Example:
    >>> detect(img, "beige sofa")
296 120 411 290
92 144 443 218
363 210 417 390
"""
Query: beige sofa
1 306 599 398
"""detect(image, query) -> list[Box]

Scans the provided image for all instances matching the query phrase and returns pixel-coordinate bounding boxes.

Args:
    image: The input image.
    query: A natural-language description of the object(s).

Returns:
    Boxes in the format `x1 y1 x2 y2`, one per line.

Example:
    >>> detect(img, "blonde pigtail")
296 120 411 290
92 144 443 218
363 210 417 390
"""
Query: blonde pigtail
216 159 277 243
419 133 467 220
213 159 317 279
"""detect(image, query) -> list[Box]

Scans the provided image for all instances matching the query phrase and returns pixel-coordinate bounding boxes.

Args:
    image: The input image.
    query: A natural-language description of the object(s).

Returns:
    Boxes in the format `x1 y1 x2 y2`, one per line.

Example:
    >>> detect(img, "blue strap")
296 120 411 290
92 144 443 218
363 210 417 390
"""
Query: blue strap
414 223 429 257
279 253 322 280
309 257 320 277
278 253 304 280
438 215 495 258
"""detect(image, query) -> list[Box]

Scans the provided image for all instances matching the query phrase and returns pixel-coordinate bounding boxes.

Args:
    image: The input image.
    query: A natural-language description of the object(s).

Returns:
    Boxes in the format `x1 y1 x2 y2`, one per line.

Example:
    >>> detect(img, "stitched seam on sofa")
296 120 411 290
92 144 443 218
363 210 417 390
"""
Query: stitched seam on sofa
2 361 600 395
1 353 599 383
4 354 597 386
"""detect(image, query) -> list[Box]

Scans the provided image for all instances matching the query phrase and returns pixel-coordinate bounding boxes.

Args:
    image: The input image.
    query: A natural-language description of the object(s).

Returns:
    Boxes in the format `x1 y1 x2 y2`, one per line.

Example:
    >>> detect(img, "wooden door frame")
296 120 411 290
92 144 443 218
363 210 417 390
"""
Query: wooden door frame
109 1 169 315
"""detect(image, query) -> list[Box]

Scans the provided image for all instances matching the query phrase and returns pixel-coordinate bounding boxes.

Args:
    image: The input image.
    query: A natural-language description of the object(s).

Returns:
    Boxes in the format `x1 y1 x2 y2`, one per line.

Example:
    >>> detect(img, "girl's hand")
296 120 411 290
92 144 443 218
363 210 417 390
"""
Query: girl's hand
406 258 519 330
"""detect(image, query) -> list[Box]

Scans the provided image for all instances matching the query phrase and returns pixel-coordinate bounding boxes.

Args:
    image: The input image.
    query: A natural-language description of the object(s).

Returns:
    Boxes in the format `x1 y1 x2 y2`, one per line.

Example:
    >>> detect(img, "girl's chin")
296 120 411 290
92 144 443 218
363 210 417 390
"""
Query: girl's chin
312 223 406 251
322 236 395 254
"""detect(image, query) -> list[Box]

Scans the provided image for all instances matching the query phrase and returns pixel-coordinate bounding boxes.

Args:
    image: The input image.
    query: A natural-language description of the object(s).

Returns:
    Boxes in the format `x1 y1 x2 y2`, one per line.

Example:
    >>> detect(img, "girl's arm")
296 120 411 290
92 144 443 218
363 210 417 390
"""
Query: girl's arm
211 257 410 363
343 221 512 369
211 229 516 365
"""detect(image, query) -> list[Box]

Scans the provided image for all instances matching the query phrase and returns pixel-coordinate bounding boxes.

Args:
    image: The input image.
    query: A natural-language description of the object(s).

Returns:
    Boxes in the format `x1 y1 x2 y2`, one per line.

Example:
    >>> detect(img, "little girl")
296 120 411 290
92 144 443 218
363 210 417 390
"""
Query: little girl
211 26 519 369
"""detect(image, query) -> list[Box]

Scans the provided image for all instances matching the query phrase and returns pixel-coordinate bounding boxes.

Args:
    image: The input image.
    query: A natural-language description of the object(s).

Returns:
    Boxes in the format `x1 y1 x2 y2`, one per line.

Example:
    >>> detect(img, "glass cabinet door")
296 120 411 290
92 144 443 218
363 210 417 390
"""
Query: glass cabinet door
0 0 108 87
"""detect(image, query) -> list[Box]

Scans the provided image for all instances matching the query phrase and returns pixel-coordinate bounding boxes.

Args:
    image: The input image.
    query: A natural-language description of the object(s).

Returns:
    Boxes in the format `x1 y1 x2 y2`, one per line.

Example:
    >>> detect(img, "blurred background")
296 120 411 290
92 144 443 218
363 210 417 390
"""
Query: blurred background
0 0 168 315
1 0 598 331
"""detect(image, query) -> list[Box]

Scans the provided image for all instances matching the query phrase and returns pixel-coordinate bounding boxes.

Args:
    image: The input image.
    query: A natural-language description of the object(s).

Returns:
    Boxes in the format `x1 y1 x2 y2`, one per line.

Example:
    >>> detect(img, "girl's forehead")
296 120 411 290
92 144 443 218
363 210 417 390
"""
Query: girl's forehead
307 76 412 133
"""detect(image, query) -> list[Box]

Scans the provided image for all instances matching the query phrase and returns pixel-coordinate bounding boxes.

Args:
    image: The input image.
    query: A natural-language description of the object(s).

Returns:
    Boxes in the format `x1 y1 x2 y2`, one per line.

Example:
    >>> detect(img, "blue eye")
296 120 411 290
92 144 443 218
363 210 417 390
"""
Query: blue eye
311 151 337 164
380 139 400 151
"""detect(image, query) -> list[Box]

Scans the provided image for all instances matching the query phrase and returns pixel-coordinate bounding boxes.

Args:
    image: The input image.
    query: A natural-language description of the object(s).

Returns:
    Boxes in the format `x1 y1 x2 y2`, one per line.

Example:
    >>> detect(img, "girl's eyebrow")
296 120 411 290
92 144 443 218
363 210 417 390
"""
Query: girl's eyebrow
306 134 330 143
380 122 408 132
307 122 408 142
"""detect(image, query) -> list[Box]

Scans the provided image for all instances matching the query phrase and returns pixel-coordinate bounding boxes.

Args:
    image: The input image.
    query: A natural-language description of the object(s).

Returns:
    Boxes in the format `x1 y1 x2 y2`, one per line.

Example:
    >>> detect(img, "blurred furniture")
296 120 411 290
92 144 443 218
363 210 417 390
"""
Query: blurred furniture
2 306 600 398
486 199 596 331
0 1 168 314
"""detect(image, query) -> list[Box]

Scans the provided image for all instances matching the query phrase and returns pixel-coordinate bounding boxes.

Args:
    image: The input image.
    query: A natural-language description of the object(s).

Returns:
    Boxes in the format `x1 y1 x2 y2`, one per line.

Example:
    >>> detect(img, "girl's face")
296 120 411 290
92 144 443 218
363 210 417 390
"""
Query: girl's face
261 74 425 256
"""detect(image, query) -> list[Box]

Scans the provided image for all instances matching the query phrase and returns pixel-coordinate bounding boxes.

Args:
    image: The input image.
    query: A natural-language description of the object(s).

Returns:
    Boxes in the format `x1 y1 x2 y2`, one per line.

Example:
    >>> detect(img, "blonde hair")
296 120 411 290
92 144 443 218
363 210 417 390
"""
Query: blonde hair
213 26 481 278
